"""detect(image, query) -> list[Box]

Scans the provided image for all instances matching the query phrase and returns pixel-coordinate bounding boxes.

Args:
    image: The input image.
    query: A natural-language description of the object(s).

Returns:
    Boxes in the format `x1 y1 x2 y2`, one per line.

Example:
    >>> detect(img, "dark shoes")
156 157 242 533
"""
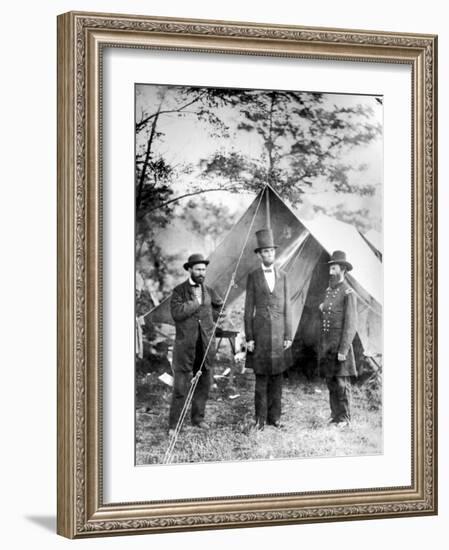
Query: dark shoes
193 421 210 430
267 420 284 429
168 420 210 436
253 419 283 430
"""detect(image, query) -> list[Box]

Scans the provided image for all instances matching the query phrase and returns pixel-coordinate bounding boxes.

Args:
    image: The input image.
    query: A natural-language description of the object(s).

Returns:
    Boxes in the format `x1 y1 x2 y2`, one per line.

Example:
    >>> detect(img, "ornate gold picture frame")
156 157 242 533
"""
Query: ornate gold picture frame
57 11 437 538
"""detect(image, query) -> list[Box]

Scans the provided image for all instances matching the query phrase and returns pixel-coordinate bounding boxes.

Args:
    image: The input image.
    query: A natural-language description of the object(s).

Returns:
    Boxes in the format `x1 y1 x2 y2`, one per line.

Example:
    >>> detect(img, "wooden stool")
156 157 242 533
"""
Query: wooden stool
215 327 240 388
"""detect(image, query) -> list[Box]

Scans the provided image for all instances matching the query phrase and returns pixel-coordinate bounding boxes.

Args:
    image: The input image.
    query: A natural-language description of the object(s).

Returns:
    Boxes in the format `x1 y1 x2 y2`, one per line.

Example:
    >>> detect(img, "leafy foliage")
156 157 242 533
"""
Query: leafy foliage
179 197 237 249
201 90 381 206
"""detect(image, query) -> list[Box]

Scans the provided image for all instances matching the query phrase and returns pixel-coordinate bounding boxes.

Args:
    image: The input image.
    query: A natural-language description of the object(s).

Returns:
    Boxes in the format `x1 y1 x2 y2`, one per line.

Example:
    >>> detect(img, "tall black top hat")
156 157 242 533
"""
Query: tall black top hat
183 253 209 271
327 250 353 272
254 228 278 253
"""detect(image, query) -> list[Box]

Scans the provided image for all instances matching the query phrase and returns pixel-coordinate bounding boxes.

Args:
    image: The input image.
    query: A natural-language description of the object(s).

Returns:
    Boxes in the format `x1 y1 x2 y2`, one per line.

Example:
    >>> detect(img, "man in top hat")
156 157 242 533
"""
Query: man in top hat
244 228 292 430
319 250 358 428
169 253 224 434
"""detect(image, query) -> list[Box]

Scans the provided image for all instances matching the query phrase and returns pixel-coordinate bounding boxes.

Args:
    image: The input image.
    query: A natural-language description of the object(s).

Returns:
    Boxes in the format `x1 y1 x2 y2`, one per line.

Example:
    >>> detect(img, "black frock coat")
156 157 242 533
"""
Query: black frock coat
170 280 223 373
244 266 292 375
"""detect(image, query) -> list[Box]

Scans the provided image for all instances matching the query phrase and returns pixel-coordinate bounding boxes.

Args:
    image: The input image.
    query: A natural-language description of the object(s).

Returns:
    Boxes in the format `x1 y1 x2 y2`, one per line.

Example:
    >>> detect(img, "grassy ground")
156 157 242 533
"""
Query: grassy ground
135 357 382 465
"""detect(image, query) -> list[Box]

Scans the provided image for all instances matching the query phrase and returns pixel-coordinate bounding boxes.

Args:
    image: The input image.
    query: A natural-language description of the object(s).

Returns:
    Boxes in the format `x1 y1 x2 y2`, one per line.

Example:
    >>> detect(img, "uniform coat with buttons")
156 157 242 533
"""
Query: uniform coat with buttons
319 279 357 377
244 266 292 375
171 280 223 373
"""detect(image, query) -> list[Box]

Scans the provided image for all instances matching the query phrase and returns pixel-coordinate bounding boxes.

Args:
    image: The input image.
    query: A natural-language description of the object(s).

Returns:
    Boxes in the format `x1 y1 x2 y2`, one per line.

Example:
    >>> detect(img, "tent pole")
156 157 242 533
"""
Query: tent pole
265 186 271 228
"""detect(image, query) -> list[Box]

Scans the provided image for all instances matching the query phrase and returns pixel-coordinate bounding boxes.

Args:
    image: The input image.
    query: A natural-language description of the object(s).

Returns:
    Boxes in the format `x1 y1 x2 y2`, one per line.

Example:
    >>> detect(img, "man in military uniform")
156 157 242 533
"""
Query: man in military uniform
244 229 292 430
319 250 357 428
169 253 224 435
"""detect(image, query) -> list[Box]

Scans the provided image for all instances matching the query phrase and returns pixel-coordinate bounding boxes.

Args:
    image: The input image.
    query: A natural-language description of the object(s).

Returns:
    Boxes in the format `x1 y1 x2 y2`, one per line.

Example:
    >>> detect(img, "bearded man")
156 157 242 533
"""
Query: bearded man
319 250 358 428
169 253 224 435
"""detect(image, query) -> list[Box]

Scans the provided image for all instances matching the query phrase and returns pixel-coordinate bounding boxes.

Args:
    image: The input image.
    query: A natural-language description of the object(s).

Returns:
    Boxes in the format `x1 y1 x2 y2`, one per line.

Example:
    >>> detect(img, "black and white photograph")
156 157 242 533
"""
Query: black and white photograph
134 82 383 466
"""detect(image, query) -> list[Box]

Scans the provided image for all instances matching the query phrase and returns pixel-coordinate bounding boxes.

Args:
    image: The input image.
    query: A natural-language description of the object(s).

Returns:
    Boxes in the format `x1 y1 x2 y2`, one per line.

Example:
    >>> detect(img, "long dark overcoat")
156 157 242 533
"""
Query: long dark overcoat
170 280 223 373
319 279 357 377
244 266 292 375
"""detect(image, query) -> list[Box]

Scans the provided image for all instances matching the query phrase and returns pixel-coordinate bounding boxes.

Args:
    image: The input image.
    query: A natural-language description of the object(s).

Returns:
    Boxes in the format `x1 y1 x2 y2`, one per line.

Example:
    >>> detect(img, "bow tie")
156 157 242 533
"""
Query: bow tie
263 268 273 273
191 283 201 287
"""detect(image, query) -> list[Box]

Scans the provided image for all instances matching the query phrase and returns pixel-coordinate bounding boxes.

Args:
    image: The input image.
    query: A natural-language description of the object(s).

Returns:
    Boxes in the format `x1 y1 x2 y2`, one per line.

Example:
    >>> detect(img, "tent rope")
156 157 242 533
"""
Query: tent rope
162 185 267 464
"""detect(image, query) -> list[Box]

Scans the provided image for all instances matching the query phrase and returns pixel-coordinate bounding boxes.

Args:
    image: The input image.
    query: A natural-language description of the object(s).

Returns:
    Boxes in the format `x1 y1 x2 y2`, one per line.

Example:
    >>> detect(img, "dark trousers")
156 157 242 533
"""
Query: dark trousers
326 375 351 422
254 373 283 426
169 332 211 429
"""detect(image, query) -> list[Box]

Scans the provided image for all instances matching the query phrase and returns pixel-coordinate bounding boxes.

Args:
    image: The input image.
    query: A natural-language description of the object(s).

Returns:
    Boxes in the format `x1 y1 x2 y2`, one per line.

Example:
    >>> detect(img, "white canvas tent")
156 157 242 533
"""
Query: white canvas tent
147 186 382 370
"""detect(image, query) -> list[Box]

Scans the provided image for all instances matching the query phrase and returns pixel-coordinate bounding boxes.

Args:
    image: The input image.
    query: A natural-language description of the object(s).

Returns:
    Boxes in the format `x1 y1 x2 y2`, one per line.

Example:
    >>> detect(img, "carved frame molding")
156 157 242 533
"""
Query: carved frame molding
57 11 437 538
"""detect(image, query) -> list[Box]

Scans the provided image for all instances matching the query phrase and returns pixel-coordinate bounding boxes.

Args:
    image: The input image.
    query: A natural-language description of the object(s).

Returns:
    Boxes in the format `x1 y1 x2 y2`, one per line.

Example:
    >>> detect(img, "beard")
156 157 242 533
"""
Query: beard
329 273 340 286
191 273 205 284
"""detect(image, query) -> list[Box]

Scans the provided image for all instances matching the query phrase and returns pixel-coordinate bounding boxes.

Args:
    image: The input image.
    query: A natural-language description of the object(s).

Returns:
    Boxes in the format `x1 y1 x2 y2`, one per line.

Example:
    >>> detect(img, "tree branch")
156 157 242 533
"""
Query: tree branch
142 186 240 214
136 111 162 209
136 91 208 133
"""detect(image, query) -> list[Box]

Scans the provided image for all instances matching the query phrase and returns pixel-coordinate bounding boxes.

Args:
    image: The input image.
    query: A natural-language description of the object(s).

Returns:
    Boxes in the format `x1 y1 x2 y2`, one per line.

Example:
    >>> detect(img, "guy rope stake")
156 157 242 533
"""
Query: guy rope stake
162 185 267 464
